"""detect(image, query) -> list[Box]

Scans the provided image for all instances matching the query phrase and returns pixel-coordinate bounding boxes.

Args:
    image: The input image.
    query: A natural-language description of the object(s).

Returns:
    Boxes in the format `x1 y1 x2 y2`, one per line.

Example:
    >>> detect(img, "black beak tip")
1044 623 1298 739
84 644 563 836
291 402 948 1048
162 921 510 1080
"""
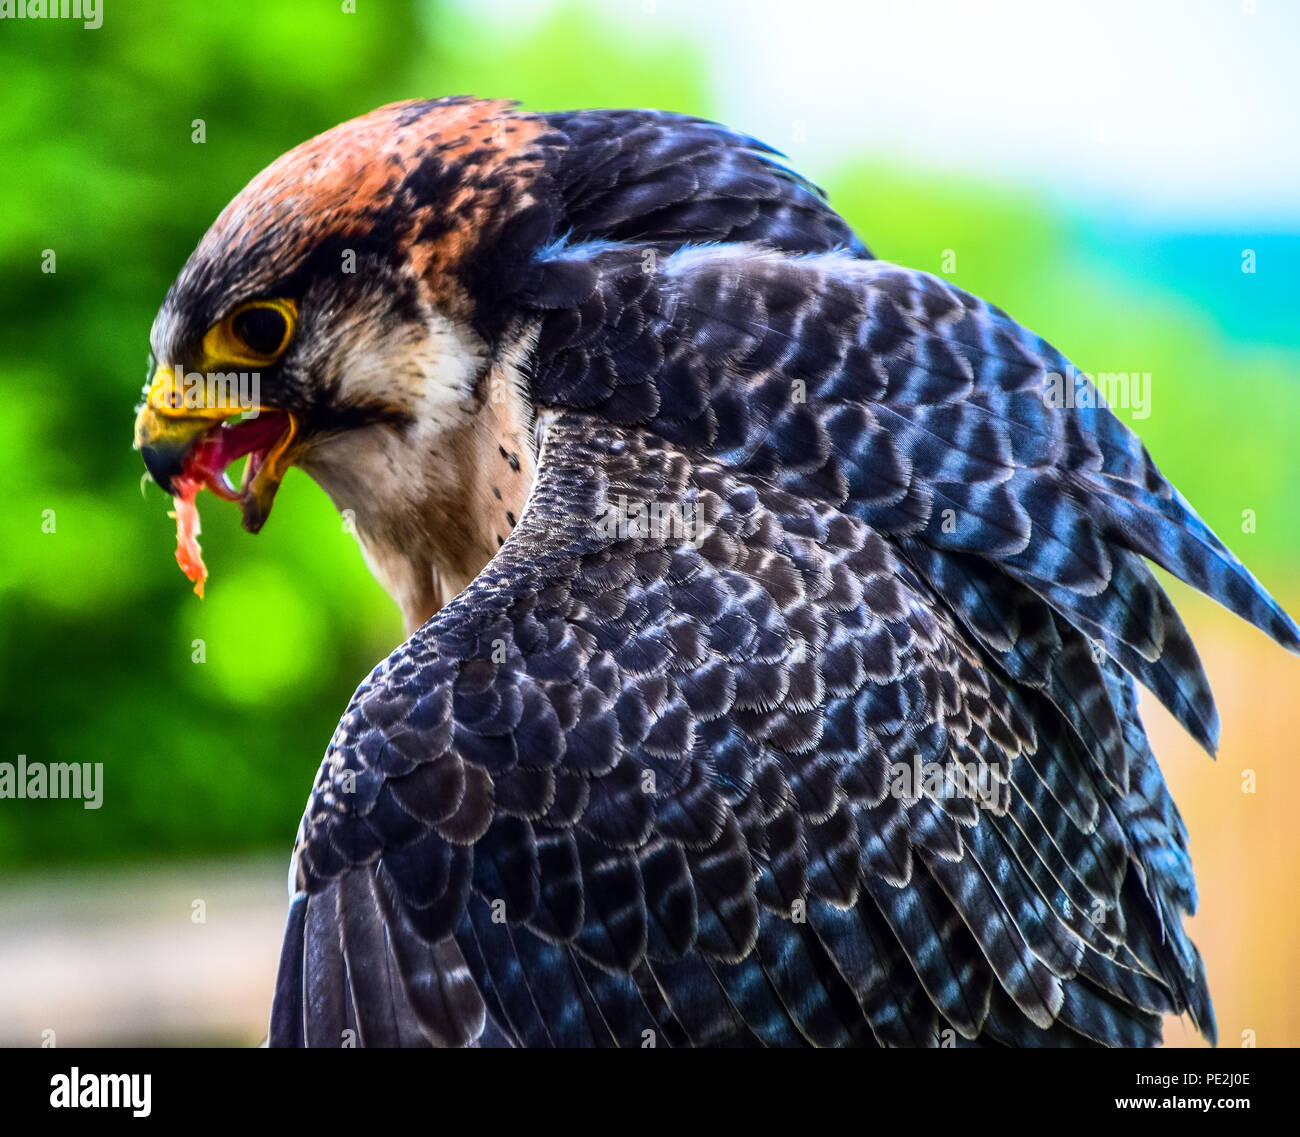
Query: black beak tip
140 441 188 497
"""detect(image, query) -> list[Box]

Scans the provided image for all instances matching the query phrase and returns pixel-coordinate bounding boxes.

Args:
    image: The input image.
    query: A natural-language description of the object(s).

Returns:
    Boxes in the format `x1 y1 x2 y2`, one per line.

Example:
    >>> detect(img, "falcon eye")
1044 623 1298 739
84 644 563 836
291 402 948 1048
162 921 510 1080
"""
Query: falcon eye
232 306 288 356
206 298 297 365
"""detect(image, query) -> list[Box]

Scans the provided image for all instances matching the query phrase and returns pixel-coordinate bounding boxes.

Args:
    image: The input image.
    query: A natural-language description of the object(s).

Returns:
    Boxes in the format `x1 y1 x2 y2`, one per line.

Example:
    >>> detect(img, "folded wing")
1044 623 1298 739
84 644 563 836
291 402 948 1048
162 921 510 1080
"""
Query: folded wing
269 246 1297 1047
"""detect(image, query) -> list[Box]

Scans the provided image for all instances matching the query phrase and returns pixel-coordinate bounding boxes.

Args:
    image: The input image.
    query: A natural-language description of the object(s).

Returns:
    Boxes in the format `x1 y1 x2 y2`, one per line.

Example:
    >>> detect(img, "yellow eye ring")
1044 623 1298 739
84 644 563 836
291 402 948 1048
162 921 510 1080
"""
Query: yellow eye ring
203 298 297 366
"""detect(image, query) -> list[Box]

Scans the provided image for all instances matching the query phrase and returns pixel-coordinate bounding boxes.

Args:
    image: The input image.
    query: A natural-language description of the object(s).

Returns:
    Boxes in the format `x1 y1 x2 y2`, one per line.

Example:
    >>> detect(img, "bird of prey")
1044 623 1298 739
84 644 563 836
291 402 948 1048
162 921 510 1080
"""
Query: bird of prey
133 97 1298 1048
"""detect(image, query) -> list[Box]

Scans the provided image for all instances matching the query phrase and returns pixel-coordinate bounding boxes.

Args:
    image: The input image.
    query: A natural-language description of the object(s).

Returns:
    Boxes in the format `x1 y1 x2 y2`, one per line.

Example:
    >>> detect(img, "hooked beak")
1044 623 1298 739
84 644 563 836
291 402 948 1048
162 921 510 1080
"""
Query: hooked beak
133 364 299 533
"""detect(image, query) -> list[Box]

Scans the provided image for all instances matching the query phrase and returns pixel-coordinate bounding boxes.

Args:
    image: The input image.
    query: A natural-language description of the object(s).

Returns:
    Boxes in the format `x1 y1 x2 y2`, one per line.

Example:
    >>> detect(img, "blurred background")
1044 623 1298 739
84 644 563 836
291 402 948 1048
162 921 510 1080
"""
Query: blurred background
0 0 1296 1046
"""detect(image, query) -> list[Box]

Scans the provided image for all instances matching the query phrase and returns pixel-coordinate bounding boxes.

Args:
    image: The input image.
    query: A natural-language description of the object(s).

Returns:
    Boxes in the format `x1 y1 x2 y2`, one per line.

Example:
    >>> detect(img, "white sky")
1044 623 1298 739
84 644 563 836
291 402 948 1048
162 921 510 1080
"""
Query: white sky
457 0 1300 225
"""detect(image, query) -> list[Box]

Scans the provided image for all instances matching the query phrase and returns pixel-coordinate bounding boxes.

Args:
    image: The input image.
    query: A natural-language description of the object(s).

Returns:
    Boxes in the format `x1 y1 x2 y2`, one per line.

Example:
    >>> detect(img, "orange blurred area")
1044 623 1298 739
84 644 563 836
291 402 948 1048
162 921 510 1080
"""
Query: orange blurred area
1152 584 1300 1048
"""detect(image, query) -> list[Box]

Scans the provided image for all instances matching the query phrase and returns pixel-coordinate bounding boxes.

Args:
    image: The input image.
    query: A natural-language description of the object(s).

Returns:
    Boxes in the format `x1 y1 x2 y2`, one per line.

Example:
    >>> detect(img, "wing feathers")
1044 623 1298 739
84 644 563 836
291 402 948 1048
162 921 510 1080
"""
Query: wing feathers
268 232 1294 1046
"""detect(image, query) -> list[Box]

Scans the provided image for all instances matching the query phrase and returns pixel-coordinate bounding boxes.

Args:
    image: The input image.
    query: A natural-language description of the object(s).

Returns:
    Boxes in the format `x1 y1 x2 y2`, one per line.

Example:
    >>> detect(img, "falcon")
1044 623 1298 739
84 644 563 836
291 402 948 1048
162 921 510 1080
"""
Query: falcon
133 97 1298 1047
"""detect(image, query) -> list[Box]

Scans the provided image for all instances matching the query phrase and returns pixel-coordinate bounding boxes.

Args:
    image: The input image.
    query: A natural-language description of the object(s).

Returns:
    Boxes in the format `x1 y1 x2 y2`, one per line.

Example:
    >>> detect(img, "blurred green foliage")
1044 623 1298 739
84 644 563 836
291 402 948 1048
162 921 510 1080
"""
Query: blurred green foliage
1 1 1295 871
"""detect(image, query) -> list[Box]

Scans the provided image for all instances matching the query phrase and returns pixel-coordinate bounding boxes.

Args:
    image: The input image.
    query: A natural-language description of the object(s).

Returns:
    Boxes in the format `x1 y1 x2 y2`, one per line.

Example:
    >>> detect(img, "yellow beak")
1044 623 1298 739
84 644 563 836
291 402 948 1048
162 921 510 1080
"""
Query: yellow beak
134 363 299 533
133 365 235 492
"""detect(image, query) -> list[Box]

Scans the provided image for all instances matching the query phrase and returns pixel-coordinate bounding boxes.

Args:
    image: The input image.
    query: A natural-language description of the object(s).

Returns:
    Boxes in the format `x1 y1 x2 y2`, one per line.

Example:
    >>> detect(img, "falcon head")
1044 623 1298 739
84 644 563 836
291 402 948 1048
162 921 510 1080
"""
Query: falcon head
134 97 862 628
134 98 558 626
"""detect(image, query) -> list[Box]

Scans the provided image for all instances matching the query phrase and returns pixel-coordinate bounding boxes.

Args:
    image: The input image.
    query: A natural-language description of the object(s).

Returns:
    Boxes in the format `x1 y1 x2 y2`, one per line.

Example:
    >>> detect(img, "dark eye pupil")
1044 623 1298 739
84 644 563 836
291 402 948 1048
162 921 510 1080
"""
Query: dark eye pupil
232 307 287 356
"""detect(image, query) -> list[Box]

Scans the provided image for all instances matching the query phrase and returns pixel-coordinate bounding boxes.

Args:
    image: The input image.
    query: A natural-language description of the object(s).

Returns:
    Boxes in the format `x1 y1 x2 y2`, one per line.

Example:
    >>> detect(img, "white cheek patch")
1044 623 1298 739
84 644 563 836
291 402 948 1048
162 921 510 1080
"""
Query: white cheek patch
333 306 486 423
300 305 495 545
300 320 540 630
